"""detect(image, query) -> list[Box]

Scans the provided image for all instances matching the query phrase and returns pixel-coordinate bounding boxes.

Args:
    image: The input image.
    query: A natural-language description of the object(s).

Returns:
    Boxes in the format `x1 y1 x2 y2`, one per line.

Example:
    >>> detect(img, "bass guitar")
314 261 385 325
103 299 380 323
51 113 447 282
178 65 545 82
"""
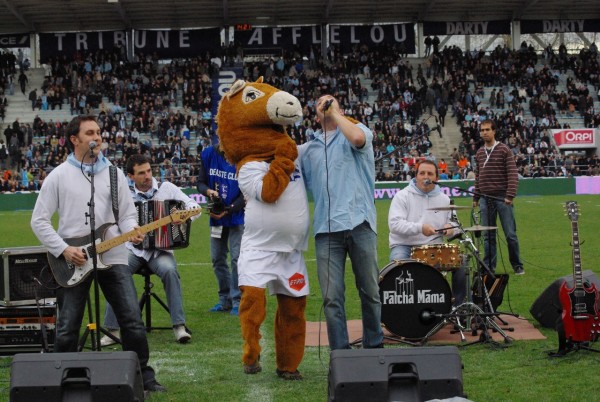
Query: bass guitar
48 208 201 288
558 201 599 342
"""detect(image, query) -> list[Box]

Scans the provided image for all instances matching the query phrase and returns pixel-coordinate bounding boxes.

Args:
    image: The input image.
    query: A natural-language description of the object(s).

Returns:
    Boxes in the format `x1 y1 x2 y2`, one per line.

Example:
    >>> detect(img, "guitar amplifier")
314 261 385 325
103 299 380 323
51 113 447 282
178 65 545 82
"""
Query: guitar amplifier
0 246 57 306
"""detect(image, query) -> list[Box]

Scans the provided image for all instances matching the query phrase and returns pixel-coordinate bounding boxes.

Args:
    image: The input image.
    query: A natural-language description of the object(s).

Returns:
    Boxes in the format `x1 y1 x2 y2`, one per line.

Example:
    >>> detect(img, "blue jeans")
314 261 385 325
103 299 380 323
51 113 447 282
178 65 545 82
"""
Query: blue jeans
315 221 383 350
55 264 156 385
390 245 467 307
210 225 243 308
480 197 523 272
104 251 186 328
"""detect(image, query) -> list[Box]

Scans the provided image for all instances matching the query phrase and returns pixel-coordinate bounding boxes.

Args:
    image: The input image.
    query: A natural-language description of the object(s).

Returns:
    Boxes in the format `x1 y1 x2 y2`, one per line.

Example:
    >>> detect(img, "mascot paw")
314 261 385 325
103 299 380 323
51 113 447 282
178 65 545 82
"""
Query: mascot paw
275 140 298 162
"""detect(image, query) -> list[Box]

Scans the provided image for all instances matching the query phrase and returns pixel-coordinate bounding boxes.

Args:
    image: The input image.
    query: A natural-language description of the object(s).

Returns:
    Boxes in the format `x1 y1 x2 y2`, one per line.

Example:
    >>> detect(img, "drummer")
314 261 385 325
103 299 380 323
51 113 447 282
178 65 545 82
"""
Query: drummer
388 160 466 307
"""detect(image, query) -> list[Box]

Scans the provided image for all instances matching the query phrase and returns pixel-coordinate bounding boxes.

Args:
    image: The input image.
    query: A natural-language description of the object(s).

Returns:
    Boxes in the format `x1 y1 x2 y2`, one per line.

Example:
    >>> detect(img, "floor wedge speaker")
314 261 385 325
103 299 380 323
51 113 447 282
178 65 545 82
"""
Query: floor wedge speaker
530 270 600 329
10 351 144 402
328 346 464 402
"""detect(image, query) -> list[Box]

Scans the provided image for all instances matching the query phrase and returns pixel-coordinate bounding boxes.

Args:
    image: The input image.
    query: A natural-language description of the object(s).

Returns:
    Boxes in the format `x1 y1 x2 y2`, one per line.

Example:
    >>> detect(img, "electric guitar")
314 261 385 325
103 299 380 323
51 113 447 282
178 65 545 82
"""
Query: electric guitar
558 201 600 342
47 208 201 288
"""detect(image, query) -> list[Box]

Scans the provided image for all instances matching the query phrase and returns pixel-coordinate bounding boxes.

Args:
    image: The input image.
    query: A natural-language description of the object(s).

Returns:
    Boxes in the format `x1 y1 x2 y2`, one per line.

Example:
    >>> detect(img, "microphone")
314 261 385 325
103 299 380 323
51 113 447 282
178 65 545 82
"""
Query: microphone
423 179 439 185
89 141 98 150
420 309 441 324
323 99 334 111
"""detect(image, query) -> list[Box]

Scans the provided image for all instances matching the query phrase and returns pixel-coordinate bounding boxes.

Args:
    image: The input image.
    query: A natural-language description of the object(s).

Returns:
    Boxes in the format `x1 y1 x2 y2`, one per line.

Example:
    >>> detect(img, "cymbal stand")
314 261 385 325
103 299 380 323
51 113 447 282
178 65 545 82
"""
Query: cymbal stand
420 226 512 346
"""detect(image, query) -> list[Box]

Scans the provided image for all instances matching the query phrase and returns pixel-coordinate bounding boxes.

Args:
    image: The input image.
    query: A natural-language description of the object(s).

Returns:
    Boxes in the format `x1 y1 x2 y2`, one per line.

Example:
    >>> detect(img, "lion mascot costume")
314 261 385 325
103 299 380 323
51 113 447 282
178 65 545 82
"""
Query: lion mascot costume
216 77 309 380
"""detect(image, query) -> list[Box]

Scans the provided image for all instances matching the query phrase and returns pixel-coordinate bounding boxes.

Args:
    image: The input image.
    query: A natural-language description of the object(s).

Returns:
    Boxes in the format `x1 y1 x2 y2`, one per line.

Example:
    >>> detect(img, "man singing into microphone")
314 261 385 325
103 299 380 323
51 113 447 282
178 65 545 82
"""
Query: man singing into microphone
299 95 383 350
388 160 466 307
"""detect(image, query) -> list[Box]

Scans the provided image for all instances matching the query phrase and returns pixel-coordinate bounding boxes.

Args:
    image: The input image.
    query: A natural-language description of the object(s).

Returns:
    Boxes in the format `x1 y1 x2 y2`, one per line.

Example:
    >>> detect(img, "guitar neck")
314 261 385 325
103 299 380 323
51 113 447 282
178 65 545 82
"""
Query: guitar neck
96 215 174 254
571 220 583 289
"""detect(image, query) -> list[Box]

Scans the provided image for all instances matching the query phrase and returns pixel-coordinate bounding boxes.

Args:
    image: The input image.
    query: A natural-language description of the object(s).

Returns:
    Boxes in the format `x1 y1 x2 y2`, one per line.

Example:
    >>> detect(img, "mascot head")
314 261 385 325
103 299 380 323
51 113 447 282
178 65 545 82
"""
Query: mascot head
216 77 302 170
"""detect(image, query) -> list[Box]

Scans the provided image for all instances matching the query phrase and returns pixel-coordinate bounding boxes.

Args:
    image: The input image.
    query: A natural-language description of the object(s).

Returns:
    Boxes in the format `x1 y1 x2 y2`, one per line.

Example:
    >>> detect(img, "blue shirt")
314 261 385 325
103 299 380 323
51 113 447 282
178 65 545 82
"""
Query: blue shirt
200 146 244 227
299 122 377 235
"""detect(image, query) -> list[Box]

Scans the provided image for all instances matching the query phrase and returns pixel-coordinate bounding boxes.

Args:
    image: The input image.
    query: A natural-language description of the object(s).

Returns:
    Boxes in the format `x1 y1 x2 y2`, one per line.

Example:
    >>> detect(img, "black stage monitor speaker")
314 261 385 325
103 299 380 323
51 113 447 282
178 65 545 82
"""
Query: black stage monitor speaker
10 351 144 402
328 346 464 402
530 270 600 329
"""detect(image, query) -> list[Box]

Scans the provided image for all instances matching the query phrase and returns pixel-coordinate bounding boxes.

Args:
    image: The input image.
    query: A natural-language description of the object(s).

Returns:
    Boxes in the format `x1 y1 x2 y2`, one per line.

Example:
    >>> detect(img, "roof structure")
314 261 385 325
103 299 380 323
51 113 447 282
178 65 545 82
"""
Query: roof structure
1 0 599 34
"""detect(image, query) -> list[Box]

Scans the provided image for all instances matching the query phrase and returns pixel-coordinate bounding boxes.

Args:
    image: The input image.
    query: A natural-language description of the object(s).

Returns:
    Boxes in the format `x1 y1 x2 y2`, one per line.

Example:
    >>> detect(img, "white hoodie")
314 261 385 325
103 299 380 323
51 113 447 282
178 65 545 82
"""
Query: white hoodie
388 179 453 248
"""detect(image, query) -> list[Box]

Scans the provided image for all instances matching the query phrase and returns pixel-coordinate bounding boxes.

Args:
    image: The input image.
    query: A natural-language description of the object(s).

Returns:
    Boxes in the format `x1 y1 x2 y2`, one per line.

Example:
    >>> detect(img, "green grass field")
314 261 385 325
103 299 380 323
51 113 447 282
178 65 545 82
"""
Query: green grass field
1 194 599 401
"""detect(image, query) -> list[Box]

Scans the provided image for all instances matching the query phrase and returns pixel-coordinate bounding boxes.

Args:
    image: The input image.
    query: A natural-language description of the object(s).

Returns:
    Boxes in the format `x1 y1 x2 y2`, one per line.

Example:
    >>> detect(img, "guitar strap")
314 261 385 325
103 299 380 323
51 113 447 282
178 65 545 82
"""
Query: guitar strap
109 166 119 222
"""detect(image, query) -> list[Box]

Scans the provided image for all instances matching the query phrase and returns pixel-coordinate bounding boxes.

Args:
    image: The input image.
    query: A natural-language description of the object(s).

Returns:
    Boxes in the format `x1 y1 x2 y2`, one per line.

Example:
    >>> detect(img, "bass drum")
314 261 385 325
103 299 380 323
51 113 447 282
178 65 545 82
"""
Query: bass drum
379 260 452 340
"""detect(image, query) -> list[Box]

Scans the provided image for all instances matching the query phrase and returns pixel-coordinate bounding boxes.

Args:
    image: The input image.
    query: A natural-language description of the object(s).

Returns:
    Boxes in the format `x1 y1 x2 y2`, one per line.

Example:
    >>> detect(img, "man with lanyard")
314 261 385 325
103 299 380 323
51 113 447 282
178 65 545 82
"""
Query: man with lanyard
197 143 245 315
101 154 199 345
473 119 524 275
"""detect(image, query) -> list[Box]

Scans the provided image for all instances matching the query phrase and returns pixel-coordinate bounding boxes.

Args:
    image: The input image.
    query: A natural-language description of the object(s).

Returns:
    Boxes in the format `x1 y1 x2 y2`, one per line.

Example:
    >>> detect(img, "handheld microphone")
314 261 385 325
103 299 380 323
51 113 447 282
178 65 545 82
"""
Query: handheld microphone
323 99 334 111
423 179 438 185
89 141 98 150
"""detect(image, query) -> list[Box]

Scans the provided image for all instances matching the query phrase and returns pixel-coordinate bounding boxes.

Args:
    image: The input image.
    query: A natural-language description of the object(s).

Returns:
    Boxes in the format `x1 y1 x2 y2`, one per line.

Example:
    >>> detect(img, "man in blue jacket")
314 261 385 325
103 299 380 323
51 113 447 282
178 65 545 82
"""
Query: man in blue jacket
197 143 245 315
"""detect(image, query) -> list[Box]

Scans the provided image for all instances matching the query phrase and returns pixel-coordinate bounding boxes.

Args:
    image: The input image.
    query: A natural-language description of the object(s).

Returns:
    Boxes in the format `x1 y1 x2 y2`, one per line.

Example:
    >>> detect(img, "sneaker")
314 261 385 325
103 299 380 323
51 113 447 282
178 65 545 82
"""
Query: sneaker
230 306 239 316
173 325 191 343
514 266 525 275
100 329 121 347
144 379 167 393
209 303 231 312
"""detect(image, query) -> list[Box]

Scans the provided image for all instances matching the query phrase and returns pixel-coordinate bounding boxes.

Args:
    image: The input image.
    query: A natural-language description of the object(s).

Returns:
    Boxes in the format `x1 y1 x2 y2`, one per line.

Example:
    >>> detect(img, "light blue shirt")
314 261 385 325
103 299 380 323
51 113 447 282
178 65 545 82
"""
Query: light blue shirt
298 122 376 235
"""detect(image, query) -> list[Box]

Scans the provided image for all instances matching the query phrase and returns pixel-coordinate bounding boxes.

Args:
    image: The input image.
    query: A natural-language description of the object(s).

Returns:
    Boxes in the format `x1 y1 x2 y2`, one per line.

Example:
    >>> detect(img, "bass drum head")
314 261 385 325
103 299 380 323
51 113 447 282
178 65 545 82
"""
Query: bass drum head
379 259 452 339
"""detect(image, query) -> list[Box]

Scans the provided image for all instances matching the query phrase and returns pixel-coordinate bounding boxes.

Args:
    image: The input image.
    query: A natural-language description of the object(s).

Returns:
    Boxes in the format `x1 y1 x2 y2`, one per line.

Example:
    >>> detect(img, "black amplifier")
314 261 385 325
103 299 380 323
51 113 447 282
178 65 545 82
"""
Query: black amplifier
0 246 57 306
0 305 56 354
0 329 55 350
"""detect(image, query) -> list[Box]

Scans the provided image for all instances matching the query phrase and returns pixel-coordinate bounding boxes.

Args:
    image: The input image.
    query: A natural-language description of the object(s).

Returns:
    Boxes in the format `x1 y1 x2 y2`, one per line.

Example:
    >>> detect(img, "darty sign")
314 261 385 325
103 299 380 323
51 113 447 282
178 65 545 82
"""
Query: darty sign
552 129 596 149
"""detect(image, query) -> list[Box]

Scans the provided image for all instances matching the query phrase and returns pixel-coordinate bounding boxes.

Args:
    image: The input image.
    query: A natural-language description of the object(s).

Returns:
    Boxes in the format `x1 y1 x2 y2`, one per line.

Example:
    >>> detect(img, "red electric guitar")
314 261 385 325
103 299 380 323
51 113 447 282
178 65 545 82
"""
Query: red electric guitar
558 201 600 342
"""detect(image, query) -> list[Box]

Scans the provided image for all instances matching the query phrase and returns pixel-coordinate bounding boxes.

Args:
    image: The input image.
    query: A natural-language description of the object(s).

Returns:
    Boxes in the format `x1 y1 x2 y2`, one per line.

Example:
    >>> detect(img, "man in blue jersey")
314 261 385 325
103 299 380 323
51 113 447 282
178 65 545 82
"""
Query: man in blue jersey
197 143 245 315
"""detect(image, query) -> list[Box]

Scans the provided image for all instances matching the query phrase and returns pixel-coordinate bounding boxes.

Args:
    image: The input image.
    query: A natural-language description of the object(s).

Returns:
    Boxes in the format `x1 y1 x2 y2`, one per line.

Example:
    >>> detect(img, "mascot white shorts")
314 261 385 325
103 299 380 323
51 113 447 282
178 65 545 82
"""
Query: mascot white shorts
238 249 310 297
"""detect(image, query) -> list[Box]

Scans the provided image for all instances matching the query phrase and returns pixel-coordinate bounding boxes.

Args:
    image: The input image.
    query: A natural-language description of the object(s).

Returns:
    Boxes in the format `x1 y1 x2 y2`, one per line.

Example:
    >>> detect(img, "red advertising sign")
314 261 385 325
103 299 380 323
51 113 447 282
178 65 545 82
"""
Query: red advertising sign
552 129 596 149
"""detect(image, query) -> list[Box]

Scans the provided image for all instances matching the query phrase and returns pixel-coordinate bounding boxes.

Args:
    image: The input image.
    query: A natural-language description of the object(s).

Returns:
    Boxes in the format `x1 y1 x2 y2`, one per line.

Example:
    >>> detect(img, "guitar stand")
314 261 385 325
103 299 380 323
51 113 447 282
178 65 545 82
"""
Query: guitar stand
549 327 600 357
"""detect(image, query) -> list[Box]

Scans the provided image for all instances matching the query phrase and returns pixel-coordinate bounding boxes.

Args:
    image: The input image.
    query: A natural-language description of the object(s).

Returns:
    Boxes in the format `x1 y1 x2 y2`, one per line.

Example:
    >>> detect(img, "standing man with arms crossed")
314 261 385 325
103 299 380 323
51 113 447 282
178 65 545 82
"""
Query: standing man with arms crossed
197 143 245 315
299 95 384 350
31 115 165 393
473 119 524 275
101 154 198 346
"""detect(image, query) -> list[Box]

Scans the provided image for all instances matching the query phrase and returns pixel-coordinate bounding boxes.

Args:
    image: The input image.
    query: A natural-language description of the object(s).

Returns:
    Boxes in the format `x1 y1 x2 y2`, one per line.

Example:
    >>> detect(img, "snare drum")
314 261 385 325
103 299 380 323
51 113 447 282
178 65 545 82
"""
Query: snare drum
411 244 461 271
379 260 452 339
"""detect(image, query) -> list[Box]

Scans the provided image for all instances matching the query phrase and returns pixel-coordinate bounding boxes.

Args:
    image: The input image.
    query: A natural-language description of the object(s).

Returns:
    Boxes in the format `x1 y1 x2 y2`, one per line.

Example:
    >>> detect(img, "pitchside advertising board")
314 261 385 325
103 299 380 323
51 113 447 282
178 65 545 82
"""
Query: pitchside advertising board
552 128 597 150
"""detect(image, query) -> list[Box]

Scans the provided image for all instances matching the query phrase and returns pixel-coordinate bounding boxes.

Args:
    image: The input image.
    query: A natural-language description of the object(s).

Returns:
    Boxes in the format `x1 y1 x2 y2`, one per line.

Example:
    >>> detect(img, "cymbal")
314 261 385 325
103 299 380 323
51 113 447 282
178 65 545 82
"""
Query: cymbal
427 205 471 211
462 225 498 231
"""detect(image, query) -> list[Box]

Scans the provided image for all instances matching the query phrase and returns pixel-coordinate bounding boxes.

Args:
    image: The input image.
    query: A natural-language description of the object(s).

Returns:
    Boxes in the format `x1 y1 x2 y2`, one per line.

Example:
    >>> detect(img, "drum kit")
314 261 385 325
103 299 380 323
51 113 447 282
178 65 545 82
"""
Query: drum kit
379 204 513 345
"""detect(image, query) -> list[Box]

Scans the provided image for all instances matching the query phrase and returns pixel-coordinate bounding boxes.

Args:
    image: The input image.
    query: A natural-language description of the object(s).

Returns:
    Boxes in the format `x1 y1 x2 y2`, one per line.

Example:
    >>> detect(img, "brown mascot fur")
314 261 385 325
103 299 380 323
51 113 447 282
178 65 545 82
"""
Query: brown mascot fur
217 77 307 380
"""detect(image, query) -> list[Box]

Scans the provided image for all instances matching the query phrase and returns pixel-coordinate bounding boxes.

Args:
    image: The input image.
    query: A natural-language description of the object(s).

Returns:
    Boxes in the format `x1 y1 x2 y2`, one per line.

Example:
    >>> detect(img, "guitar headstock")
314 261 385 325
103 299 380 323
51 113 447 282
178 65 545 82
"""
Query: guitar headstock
565 201 579 222
170 208 202 222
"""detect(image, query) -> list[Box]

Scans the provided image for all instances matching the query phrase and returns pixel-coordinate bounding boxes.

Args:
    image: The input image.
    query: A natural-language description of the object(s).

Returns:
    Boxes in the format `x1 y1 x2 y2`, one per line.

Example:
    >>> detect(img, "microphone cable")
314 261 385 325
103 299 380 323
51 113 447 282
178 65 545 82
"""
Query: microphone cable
317 97 334 368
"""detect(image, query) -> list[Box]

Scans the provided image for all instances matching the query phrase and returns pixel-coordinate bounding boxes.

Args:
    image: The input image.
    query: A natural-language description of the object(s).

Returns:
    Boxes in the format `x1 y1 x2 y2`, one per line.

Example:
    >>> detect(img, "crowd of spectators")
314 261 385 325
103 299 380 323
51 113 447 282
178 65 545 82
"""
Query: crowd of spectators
1 39 600 192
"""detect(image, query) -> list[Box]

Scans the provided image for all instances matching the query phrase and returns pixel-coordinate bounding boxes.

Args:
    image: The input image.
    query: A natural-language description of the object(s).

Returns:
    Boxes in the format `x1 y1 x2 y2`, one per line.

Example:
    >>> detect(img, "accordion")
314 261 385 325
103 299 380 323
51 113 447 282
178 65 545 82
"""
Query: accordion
134 199 192 250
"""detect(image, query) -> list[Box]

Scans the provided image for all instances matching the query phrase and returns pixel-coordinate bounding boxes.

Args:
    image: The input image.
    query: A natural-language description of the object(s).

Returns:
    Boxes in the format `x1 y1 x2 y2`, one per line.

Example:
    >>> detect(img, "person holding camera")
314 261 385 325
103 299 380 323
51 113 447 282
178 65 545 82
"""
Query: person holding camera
197 143 245 315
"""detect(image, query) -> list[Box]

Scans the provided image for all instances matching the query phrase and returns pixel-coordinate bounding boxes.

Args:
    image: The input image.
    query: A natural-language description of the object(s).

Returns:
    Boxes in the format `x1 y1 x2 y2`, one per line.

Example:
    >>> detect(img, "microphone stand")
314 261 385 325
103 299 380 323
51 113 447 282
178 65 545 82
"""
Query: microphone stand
81 146 102 351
